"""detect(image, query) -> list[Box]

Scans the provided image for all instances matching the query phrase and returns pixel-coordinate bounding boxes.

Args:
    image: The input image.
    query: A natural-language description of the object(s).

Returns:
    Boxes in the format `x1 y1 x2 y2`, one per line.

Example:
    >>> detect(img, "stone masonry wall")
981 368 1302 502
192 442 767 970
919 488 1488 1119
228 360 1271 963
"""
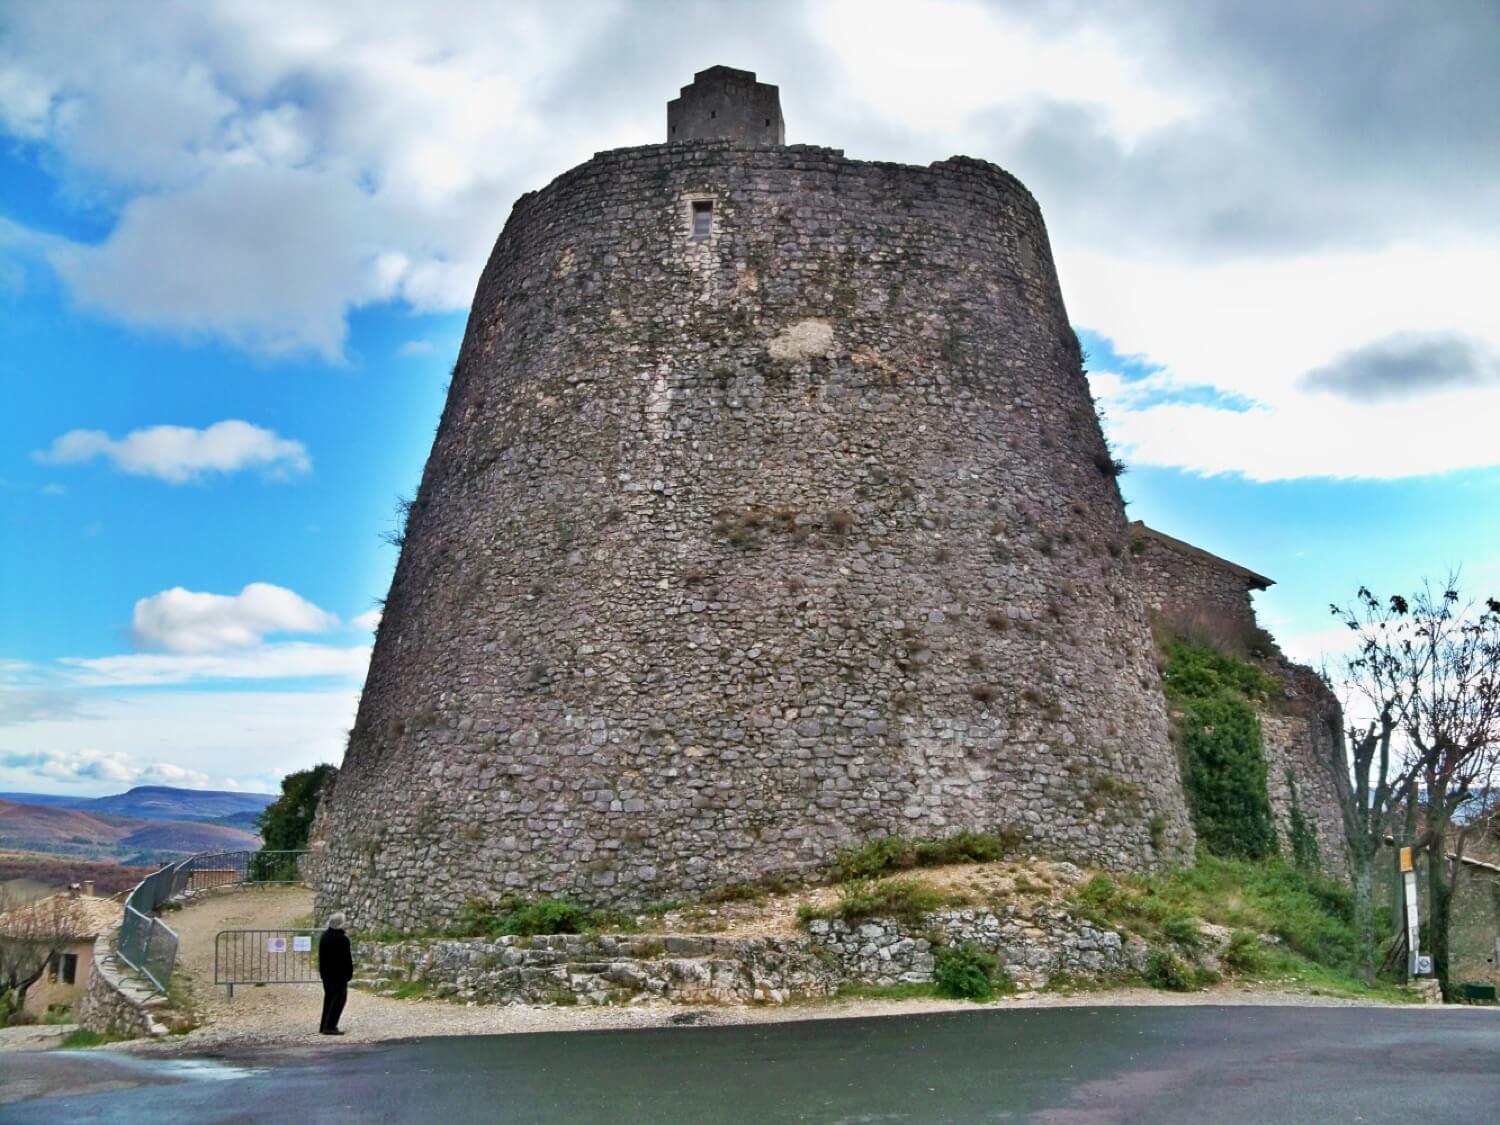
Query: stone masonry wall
76 933 166 1039
1130 524 1264 647
317 140 1196 931
354 907 1145 1006
1260 661 1350 879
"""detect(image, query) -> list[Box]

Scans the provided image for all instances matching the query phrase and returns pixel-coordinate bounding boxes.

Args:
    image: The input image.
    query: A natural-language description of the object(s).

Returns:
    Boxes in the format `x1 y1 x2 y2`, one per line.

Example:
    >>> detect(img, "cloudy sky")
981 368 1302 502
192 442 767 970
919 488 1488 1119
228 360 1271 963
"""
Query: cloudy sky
2 0 1498 796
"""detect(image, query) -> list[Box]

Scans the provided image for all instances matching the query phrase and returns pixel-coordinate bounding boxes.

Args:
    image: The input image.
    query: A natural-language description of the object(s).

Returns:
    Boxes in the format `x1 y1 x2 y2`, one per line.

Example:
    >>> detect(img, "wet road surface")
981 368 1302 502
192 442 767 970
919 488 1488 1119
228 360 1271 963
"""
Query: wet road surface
4 1004 1497 1123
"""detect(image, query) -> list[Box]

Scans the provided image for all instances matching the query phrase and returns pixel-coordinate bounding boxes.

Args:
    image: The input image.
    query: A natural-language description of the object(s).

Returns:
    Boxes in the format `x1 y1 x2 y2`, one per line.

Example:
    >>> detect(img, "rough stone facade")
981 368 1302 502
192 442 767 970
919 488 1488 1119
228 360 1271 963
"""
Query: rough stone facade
316 102 1199 930
668 66 784 145
1129 522 1271 648
809 906 1147 991
1260 664 1350 877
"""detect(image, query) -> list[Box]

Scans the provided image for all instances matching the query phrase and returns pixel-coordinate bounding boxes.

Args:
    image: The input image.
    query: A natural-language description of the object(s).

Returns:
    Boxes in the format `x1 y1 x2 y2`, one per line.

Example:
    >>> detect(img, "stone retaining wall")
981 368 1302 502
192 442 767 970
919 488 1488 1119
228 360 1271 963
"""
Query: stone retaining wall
808 905 1148 990
359 932 839 1006
76 933 167 1038
355 905 1144 1005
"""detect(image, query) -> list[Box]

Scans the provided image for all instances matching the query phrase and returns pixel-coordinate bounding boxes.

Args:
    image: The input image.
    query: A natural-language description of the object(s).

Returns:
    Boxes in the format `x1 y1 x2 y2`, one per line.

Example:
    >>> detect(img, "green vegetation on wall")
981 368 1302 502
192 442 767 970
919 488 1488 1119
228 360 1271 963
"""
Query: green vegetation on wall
1161 638 1278 860
1285 769 1321 874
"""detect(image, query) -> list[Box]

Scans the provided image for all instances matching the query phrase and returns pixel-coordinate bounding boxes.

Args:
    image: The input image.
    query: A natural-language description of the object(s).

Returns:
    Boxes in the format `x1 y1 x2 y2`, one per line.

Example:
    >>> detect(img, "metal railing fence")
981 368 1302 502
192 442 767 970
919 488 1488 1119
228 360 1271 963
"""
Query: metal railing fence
214 929 321 998
112 849 310 995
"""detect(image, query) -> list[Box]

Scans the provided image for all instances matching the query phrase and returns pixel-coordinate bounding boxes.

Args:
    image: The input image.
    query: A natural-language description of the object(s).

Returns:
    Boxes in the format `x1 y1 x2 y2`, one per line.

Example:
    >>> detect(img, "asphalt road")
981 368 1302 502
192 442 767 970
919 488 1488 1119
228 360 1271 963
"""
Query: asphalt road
4 1005 1498 1123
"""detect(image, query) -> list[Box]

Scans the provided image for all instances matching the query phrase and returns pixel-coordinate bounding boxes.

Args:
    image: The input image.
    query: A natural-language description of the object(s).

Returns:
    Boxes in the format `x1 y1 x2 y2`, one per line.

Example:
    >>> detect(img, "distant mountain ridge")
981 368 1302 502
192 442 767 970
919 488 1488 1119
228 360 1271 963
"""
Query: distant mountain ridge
0 785 276 824
0 797 262 865
0 786 273 865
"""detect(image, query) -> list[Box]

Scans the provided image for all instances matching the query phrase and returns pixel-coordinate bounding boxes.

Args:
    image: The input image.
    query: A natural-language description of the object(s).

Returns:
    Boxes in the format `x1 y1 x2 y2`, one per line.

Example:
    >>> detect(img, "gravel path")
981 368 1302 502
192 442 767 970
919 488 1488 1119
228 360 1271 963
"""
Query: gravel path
112 885 1415 1058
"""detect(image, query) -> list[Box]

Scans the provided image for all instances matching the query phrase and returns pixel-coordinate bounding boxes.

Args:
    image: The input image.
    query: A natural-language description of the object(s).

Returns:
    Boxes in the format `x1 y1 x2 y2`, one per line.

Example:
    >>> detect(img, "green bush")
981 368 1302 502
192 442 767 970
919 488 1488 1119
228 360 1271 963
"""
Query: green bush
1074 855 1358 971
454 896 603 937
1161 913 1201 947
1145 949 1193 991
1163 638 1279 860
1076 873 1120 915
934 943 1007 1001
499 898 594 936
1224 930 1267 974
255 763 337 851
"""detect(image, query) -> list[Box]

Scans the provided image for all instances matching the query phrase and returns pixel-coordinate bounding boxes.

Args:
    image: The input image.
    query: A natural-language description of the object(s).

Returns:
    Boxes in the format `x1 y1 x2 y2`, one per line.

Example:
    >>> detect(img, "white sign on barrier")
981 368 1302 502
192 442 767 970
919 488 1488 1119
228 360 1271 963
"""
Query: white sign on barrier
267 936 288 954
293 935 312 953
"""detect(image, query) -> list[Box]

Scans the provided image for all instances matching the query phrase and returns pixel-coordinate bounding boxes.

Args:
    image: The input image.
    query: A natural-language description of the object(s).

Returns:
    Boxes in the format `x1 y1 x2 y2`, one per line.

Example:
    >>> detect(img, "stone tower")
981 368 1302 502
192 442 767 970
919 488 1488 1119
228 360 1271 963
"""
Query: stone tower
315 69 1197 931
668 66 784 144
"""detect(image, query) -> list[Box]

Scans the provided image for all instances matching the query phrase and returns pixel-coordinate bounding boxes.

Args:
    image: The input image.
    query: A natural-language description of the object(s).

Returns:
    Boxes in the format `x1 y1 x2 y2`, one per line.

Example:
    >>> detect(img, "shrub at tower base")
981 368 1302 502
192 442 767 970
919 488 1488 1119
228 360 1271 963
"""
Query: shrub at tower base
1161 638 1279 861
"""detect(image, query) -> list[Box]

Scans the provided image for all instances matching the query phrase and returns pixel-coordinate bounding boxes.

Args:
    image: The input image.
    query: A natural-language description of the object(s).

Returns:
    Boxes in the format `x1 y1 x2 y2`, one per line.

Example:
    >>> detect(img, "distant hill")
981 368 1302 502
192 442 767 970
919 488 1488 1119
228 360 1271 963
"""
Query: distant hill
0 851 153 897
0 796 261 864
0 785 276 825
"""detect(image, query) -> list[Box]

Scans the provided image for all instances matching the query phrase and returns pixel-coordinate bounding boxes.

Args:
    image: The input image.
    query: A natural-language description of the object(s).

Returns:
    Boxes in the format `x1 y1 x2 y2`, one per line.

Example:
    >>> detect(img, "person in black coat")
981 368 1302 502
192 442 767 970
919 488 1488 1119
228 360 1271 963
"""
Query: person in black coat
317 912 353 1035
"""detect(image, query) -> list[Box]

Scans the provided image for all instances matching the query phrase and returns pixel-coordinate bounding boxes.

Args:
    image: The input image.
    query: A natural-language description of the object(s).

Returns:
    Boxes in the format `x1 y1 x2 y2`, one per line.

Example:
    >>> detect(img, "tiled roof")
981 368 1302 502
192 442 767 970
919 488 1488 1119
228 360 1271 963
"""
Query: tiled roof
0 893 119 941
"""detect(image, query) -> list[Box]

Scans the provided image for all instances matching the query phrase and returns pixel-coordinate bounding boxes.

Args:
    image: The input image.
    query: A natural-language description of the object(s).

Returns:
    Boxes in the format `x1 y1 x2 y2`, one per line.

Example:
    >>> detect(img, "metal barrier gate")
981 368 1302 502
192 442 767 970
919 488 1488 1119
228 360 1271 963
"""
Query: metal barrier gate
214 928 322 999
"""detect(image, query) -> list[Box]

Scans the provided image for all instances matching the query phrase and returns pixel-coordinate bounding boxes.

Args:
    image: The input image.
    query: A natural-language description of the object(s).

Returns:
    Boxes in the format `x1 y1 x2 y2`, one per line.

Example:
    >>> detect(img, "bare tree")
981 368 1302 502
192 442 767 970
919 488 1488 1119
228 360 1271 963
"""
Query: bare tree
1331 580 1500 989
0 891 70 1024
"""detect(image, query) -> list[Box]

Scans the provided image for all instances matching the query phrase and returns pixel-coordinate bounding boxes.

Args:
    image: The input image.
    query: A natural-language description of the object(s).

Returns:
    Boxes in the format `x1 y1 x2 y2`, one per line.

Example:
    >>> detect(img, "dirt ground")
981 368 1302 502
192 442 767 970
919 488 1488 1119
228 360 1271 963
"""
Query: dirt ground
89 881 1414 1058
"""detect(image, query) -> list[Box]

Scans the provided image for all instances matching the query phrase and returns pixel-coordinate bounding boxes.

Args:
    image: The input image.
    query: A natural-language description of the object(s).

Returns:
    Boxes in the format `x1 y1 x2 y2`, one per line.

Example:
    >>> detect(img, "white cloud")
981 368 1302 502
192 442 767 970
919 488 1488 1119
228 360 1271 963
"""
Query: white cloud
0 746 209 787
62 642 370 687
3 0 1498 483
397 339 436 357
1075 241 1500 480
0 689 359 796
34 420 310 483
350 609 382 632
130 583 339 653
0 1 607 358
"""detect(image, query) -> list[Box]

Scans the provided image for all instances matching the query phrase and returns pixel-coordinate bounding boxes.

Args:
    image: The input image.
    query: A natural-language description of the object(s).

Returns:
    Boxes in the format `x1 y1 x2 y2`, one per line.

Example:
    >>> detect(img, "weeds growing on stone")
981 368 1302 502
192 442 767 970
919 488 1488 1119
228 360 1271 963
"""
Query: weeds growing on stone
832 830 1020 881
454 895 622 938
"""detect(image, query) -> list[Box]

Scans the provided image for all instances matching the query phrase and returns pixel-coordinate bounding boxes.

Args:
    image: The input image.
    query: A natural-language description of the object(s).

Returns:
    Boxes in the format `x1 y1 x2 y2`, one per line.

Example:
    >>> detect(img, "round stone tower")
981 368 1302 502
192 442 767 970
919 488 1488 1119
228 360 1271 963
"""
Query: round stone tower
316 68 1195 930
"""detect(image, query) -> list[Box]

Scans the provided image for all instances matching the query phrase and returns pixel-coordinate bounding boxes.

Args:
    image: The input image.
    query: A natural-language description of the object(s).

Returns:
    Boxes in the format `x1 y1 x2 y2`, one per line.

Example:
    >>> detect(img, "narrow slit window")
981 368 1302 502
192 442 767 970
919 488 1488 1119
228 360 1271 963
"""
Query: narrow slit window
692 201 713 240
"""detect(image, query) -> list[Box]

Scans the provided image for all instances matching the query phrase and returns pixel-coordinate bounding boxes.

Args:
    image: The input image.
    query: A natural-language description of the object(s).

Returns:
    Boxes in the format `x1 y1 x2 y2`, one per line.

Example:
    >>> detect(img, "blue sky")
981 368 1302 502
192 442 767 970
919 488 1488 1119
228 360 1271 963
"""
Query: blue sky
2 1 1497 795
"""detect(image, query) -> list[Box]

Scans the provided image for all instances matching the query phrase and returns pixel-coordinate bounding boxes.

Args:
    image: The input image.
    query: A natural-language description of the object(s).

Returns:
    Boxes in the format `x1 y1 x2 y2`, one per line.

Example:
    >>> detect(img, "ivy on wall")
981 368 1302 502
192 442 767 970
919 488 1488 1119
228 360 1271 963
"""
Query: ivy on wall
1161 639 1279 860
1285 769 1321 873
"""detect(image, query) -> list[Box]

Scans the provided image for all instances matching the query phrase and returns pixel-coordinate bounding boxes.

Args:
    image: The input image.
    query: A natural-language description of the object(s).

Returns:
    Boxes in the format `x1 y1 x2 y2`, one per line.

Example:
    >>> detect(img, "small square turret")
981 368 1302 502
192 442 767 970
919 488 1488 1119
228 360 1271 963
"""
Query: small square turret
667 66 784 145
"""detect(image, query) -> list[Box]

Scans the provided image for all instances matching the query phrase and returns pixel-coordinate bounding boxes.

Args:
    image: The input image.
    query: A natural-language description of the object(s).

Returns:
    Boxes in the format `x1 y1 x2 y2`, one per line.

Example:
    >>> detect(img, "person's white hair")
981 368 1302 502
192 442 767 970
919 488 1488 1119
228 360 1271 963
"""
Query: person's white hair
326 911 346 929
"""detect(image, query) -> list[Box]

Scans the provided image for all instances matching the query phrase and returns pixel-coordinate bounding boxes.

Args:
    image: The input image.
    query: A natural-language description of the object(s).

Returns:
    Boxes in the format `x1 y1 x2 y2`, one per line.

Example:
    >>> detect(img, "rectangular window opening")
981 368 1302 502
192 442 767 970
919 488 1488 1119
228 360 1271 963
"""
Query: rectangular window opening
60 953 77 985
692 201 713 240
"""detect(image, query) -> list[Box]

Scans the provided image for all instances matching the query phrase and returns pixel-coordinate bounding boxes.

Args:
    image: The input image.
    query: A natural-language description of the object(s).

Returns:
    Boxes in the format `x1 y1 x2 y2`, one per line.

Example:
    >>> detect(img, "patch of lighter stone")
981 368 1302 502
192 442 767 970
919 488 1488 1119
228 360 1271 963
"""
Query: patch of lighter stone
767 318 836 362
643 363 673 442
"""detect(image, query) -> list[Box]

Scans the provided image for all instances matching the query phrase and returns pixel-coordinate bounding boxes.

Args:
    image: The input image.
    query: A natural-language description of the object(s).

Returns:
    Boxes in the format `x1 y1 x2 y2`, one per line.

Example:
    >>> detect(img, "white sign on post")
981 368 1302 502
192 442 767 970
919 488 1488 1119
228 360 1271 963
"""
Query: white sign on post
1403 869 1422 977
293 935 312 953
267 936 288 954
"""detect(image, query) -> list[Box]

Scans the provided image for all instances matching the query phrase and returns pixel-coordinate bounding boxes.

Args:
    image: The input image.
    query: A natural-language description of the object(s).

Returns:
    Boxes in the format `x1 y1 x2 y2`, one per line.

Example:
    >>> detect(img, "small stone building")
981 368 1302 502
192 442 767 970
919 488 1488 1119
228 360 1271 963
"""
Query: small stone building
1129 522 1273 650
0 882 118 1018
